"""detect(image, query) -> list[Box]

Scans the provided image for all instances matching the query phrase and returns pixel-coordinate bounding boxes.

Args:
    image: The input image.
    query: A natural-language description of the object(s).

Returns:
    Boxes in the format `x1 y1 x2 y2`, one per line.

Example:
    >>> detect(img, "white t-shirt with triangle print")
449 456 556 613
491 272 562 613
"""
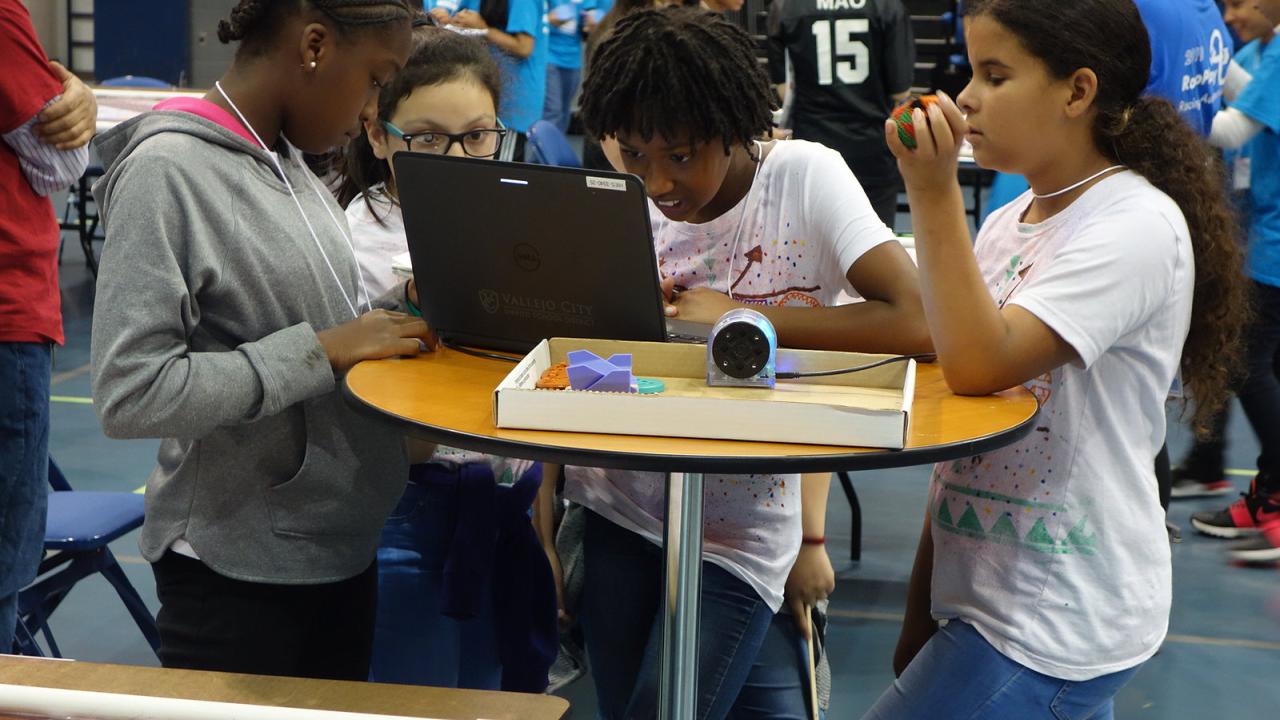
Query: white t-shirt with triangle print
928 171 1193 681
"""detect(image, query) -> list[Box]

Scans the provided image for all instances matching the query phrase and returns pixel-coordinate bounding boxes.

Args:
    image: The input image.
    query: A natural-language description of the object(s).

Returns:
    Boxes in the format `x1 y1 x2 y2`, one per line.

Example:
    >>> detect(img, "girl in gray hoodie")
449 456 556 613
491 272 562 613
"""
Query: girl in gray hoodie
90 0 432 681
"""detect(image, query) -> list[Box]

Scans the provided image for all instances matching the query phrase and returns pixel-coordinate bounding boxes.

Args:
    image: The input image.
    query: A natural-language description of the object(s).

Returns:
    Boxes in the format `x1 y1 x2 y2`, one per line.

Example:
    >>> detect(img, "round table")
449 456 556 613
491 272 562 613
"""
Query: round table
344 349 1038 719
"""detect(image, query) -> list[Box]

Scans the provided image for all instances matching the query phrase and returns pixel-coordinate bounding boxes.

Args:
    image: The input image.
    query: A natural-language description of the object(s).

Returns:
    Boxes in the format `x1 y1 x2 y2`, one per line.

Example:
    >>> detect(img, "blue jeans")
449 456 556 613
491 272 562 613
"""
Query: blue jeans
580 510 809 720
370 468 502 689
0 343 51 652
542 64 581 134
862 621 1140 720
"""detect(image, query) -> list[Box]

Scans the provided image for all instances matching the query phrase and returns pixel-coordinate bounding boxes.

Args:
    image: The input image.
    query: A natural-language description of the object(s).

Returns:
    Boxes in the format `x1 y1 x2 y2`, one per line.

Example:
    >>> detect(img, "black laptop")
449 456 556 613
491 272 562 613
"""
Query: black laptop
394 153 708 353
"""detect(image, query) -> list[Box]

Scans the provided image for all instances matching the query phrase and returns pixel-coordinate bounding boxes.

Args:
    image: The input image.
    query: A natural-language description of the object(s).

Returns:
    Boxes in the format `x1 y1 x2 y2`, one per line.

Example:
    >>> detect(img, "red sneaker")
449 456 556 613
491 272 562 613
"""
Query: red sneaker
1190 476 1280 539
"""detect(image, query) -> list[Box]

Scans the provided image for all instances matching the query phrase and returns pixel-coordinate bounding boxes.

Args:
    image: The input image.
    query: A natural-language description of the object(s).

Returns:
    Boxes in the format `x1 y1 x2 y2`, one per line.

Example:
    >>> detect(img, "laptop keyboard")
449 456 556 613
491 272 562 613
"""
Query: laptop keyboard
666 331 707 344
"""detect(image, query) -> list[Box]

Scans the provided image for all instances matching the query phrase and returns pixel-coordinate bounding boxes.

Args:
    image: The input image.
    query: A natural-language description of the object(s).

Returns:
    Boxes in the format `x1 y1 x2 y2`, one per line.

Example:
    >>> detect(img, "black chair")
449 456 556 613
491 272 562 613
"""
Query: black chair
59 166 105 277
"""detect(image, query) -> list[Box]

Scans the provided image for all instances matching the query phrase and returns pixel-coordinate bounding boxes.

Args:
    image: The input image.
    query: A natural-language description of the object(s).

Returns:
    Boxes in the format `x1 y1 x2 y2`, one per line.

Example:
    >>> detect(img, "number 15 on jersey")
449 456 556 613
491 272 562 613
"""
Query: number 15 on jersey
812 18 869 86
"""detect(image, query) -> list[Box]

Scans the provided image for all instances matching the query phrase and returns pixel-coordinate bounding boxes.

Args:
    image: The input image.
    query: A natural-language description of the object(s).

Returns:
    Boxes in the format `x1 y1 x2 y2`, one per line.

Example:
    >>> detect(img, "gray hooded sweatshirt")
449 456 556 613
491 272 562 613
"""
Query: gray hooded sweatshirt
91 111 408 584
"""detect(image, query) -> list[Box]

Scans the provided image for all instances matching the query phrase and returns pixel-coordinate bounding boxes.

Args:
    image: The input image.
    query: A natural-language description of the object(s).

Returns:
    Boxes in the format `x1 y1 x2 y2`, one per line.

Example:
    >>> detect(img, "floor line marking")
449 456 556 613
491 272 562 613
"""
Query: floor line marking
51 362 90 385
826 608 1280 651
1164 633 1280 651
50 395 93 405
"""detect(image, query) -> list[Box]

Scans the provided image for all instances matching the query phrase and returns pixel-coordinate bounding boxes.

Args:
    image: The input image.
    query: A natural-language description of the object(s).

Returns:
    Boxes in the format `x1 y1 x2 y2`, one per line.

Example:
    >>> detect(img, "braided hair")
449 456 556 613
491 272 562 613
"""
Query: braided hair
579 6 775 153
218 0 413 56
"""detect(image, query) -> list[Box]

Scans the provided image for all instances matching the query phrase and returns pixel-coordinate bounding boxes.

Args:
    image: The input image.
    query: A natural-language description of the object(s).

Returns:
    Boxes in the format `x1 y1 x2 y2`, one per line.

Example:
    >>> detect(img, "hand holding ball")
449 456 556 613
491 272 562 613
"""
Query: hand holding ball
891 95 940 150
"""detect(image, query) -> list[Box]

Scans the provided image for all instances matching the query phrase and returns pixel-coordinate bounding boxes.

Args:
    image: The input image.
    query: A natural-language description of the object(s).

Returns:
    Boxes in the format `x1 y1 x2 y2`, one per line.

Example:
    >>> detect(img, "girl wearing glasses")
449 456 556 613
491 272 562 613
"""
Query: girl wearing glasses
336 27 558 692
339 25 509 296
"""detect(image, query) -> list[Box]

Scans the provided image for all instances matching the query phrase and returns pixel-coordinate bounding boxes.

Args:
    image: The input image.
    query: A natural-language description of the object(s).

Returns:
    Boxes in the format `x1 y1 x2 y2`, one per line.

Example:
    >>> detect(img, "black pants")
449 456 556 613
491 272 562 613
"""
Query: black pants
1167 280 1280 497
1156 443 1171 511
151 551 377 680
1235 281 1280 482
861 176 903 230
514 132 528 163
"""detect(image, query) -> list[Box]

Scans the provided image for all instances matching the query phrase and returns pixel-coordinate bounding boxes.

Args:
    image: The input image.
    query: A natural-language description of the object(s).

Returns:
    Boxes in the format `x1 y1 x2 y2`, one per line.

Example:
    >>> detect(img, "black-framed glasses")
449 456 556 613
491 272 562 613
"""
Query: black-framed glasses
382 121 508 158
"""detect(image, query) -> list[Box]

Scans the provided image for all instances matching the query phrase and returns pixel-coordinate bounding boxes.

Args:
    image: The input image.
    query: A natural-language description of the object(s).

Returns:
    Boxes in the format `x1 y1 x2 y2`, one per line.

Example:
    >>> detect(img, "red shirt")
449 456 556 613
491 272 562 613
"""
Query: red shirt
0 0 65 344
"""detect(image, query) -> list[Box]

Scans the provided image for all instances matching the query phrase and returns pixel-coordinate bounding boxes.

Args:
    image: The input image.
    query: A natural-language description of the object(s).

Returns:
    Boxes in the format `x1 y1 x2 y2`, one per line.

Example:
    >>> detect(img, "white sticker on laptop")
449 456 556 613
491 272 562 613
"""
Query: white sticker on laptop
586 176 627 192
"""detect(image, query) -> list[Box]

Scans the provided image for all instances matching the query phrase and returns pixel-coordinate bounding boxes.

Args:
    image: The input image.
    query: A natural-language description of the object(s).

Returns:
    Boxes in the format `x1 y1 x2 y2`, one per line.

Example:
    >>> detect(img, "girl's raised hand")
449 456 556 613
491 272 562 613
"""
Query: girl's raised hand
884 91 968 194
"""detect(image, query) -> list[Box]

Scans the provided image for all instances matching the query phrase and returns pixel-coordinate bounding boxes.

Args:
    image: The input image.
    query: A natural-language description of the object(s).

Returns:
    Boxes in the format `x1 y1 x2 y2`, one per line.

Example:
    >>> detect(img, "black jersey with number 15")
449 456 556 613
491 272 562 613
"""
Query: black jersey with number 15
768 0 914 180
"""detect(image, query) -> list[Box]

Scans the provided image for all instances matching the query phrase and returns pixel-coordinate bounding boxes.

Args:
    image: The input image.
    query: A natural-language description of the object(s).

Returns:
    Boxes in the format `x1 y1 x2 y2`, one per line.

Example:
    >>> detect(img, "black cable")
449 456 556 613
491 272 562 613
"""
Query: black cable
776 353 936 380
439 339 522 363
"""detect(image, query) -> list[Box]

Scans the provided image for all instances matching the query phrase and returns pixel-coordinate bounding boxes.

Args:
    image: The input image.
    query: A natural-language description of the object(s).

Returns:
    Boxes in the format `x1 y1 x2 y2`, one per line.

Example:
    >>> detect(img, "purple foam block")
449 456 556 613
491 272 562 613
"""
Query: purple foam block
565 350 636 393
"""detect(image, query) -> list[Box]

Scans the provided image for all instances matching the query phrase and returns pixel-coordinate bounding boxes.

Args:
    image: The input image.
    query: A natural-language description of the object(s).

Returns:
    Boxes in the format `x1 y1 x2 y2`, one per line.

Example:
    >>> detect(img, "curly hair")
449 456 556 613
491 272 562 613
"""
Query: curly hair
218 0 413 56
966 0 1248 434
578 6 776 153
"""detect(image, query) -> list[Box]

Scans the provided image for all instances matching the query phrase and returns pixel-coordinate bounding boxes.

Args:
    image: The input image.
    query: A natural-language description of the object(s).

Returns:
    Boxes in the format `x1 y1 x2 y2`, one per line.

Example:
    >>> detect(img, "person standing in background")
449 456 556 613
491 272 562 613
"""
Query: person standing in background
768 0 915 228
0 0 93 653
445 0 549 158
542 0 589 134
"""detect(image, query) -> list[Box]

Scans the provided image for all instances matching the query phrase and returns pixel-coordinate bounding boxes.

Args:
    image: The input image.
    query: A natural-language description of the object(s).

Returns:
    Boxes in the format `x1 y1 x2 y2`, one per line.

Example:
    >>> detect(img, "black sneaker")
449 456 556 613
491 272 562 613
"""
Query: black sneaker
546 638 586 692
1228 518 1280 563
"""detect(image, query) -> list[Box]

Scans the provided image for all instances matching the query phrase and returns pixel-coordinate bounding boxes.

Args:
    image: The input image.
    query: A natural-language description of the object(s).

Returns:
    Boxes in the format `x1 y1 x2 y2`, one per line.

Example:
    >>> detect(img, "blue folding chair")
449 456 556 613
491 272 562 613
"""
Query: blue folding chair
526 119 582 168
13 460 160 658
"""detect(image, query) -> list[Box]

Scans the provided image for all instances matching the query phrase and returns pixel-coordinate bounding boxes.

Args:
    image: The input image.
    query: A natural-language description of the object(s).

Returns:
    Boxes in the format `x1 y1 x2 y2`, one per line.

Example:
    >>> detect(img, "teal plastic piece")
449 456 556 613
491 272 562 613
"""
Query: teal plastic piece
637 377 665 394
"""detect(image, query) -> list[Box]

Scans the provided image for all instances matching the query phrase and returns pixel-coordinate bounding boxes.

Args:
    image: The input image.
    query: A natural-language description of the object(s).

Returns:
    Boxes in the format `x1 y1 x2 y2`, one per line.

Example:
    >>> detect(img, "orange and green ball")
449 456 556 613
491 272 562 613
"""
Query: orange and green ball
892 95 940 150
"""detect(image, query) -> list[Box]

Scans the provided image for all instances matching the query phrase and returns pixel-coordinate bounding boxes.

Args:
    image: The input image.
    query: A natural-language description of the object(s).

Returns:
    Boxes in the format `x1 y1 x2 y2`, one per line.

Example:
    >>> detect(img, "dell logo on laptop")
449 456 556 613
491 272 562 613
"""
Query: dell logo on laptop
514 243 542 272
479 289 500 314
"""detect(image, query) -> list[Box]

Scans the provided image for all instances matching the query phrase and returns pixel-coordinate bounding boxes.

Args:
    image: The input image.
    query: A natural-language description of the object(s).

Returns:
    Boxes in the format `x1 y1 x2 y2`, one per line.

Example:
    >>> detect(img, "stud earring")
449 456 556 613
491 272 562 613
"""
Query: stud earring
303 60 317 70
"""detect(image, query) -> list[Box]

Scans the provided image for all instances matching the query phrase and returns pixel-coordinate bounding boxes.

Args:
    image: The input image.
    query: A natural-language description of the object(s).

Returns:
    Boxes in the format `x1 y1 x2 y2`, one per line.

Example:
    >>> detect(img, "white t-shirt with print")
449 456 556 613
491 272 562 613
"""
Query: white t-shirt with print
564 139 896 610
345 187 534 483
346 185 408 300
929 171 1191 681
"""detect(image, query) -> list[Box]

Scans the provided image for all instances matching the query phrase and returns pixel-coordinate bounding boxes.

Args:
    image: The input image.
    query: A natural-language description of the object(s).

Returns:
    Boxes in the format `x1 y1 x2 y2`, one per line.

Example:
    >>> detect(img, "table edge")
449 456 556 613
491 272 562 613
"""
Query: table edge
341 380 1041 474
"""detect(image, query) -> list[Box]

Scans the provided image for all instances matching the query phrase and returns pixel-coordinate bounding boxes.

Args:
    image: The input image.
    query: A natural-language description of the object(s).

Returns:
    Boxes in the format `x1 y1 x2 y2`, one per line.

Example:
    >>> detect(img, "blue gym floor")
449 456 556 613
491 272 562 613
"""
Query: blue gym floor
40 223 1280 718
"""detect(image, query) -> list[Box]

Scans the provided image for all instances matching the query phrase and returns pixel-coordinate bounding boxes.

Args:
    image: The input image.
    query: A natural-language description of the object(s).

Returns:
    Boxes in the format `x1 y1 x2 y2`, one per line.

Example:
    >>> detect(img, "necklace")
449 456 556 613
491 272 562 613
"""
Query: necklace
726 140 766 300
1033 165 1126 199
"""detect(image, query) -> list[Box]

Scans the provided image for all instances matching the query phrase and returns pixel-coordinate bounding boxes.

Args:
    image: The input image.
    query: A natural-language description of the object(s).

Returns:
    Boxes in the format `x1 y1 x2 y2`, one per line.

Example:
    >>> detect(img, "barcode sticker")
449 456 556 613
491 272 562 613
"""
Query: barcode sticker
586 176 627 192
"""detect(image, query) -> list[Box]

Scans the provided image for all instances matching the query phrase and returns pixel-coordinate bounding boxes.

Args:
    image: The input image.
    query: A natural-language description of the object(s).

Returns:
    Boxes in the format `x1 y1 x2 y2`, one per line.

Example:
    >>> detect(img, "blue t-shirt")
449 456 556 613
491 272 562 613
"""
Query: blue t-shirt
1133 0 1233 137
1233 37 1280 285
459 0 549 133
548 0 587 70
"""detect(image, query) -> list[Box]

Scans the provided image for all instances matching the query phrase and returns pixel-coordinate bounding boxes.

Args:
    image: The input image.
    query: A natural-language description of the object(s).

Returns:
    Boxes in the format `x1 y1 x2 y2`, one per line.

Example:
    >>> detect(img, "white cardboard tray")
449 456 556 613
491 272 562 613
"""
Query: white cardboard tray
493 338 914 449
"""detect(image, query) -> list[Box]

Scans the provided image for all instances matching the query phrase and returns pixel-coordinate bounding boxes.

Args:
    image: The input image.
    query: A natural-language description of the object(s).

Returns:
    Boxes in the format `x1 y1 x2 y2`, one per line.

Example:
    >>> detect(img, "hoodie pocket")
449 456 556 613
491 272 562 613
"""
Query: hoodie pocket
265 397 401 539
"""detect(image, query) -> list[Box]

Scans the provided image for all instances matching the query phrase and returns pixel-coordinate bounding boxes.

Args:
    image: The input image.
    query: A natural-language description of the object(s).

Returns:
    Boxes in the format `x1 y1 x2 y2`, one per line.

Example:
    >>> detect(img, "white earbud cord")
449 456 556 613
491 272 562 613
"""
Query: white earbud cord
294 148 372 312
214 81 366 319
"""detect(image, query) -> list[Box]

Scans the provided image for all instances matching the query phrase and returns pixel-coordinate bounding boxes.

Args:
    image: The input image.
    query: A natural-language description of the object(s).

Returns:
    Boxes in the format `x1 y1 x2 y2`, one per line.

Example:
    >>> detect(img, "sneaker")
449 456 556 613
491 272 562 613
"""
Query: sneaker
1191 477 1280 539
546 638 586 692
1228 519 1280 563
1169 466 1234 499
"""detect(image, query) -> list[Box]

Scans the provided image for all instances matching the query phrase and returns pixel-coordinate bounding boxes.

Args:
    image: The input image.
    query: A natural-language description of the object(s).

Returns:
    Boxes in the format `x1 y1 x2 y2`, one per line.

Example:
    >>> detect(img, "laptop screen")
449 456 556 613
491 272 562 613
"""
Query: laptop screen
394 153 669 353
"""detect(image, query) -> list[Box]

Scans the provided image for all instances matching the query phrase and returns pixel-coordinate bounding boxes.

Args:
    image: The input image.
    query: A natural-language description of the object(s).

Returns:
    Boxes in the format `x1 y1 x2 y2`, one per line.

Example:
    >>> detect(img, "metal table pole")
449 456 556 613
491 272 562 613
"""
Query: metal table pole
659 471 704 720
